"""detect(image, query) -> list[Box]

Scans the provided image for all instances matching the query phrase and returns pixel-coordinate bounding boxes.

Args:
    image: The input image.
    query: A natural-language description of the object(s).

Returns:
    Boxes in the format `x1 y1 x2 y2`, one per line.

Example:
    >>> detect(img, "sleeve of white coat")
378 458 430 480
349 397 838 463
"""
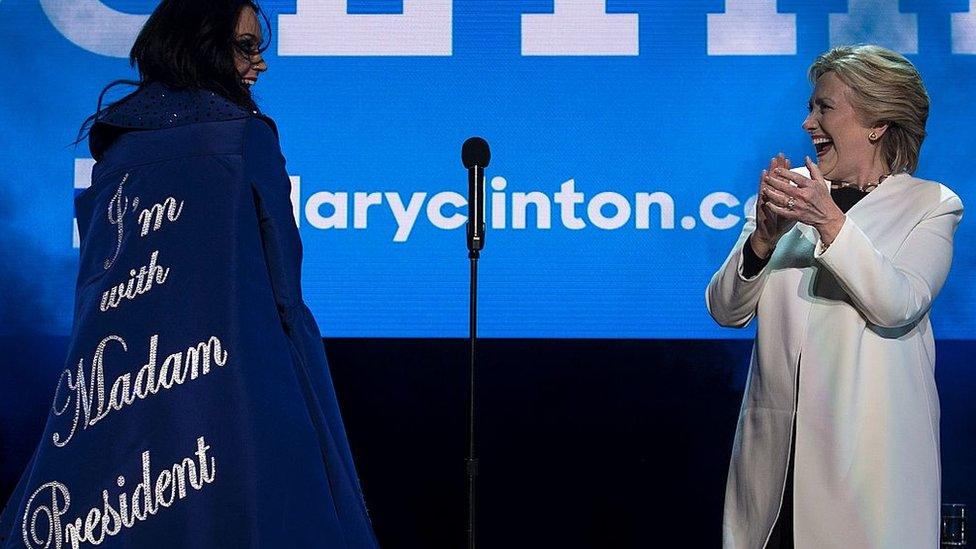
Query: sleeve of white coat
814 194 964 329
705 203 771 328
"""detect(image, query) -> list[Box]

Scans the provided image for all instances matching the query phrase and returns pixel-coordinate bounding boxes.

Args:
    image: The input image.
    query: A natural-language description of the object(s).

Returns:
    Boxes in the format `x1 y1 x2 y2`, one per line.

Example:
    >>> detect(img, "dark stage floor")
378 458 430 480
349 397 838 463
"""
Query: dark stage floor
2 338 974 548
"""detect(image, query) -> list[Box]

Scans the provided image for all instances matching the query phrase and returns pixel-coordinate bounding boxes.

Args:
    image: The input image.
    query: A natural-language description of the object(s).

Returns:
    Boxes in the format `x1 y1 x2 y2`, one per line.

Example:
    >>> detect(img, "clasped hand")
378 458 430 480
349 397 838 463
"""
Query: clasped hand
754 155 846 255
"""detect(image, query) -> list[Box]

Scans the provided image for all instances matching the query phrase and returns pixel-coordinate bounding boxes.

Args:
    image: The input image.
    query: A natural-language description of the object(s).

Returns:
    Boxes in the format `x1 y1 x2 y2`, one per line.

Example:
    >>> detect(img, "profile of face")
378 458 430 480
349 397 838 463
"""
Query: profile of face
802 71 887 183
234 6 267 88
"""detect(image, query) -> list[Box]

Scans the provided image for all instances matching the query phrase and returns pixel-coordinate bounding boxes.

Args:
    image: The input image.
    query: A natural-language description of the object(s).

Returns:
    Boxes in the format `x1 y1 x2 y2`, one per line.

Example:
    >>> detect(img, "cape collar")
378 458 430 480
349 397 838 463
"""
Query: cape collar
89 82 274 159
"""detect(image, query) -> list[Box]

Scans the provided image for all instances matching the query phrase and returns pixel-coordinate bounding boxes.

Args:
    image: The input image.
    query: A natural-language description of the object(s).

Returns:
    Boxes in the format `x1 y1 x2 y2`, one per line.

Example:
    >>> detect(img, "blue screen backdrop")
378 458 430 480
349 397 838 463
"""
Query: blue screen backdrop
1 0 974 338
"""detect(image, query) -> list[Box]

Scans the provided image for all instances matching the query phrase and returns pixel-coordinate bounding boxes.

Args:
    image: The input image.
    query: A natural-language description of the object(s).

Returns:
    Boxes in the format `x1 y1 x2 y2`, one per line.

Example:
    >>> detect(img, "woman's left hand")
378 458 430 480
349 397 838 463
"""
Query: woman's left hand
762 156 847 245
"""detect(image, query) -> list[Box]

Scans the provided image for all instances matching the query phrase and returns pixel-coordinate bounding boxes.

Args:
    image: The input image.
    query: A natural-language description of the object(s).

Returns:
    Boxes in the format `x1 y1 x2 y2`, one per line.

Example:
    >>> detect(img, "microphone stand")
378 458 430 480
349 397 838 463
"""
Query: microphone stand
462 138 487 549
466 245 479 549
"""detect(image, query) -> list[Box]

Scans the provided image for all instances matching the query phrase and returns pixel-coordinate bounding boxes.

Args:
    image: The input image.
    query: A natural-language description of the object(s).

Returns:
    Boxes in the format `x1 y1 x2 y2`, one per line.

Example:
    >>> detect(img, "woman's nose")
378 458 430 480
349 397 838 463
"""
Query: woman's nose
802 112 817 132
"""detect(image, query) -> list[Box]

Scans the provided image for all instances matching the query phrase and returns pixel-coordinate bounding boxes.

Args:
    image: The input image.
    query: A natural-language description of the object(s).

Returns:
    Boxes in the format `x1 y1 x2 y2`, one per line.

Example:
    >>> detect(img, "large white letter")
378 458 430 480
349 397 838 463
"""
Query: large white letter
490 176 507 229
40 0 150 57
511 192 552 229
289 176 301 227
587 192 631 230
707 0 796 56
427 192 467 230
829 0 917 54
522 0 639 56
635 192 675 229
279 0 452 56
73 158 96 248
700 192 740 230
952 1 976 54
353 192 383 229
306 191 349 229
385 192 427 242
554 179 586 230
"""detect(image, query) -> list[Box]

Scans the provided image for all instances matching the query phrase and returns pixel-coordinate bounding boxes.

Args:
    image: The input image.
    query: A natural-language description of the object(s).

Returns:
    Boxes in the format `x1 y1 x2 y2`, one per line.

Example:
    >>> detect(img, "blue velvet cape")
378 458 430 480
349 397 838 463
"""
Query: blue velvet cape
0 84 378 548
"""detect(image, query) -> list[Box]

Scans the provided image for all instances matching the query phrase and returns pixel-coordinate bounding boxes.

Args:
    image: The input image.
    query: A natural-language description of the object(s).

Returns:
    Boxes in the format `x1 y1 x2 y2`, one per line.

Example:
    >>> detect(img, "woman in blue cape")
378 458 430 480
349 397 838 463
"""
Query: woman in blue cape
0 1 379 547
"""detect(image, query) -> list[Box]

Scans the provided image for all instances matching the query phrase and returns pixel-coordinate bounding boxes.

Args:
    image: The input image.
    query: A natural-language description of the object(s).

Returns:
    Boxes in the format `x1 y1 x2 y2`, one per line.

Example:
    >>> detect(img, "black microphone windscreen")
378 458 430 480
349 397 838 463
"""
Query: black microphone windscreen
461 137 491 169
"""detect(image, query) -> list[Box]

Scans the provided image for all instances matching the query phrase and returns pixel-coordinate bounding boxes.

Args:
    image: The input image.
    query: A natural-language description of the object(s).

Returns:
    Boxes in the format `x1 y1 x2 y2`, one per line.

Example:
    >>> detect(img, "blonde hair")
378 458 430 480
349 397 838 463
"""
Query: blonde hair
808 45 929 174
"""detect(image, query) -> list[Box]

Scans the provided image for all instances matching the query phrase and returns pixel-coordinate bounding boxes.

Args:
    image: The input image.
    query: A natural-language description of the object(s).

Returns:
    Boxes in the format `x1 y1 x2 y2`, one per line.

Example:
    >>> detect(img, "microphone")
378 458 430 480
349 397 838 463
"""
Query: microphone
460 136 490 549
462 137 490 254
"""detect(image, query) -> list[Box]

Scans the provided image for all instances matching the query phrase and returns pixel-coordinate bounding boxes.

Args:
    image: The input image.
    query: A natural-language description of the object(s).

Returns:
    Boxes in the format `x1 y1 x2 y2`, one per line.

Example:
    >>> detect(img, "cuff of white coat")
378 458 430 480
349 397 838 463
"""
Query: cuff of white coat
814 215 852 259
735 243 767 282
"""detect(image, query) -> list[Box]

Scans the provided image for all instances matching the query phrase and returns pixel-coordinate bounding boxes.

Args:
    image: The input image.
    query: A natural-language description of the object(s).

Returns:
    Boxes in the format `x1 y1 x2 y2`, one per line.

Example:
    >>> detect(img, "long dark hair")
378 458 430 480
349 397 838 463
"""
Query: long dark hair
78 0 270 142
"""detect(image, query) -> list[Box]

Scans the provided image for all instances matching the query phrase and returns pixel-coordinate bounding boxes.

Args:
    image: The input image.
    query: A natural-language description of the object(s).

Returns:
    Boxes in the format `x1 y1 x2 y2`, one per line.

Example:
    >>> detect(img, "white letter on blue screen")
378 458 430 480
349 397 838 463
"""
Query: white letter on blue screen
554 180 586 230
385 192 427 242
700 192 740 230
522 0 639 56
40 0 149 57
829 0 917 54
290 176 302 227
353 192 383 229
588 192 632 230
279 0 452 56
512 192 552 229
635 192 675 230
952 1 976 54
427 192 467 230
73 159 96 248
306 192 349 229
707 0 796 56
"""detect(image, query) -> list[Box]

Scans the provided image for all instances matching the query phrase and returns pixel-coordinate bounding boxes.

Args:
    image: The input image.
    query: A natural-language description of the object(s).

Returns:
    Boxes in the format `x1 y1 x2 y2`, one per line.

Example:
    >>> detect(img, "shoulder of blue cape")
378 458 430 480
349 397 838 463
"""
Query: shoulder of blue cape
88 82 277 160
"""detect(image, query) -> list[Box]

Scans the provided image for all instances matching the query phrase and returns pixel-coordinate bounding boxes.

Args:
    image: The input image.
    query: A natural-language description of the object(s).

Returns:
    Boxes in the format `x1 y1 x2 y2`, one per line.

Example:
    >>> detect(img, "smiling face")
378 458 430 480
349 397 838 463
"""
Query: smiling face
802 71 886 184
234 6 266 88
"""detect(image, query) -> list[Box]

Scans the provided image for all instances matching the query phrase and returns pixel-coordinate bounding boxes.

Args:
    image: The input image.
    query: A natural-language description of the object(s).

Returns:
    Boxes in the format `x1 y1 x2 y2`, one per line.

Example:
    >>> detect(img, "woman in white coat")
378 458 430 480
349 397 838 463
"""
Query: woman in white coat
706 45 964 549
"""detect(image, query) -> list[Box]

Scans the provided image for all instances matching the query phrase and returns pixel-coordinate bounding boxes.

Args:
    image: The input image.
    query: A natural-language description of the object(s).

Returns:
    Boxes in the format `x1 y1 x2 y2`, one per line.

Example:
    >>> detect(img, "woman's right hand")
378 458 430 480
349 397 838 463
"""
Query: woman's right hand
751 154 797 258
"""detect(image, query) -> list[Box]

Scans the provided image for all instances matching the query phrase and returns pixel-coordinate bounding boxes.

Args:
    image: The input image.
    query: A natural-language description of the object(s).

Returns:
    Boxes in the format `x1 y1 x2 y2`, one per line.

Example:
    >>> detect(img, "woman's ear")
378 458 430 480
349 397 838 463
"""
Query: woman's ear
870 122 889 142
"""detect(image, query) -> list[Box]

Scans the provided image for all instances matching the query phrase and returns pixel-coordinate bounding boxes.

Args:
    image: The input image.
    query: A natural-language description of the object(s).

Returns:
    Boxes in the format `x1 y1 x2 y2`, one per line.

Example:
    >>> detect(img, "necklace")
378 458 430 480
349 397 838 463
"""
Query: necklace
830 172 891 193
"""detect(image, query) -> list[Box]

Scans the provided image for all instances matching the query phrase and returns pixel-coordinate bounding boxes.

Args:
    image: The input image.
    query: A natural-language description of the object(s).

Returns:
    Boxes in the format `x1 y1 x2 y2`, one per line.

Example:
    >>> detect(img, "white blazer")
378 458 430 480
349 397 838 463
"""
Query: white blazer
706 170 963 549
